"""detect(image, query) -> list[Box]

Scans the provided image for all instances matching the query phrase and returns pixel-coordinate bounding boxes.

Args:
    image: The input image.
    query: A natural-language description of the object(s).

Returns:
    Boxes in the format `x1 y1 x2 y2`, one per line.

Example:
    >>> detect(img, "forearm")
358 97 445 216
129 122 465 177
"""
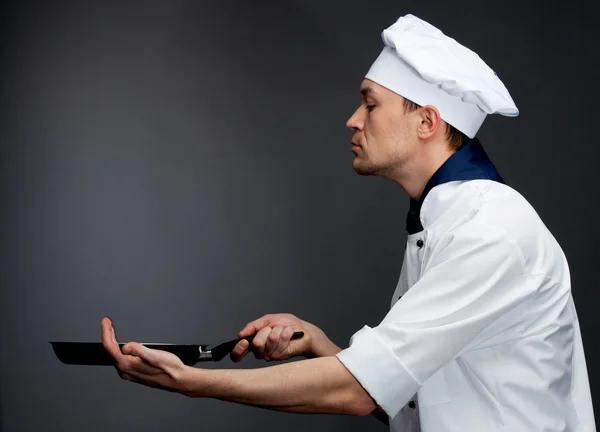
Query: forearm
179 356 376 416
307 333 388 425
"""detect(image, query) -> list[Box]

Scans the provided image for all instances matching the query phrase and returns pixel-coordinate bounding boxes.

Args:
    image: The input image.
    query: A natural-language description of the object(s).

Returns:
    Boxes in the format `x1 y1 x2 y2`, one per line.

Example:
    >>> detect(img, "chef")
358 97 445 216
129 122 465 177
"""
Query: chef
101 14 596 431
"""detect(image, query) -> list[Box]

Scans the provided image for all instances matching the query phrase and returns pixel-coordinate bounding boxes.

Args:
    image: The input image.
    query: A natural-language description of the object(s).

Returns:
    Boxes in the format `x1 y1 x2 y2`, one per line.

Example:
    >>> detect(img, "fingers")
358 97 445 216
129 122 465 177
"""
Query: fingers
251 326 272 360
266 326 296 360
238 314 274 338
278 326 295 355
264 326 283 361
101 317 123 362
234 313 303 362
251 325 297 361
101 318 163 380
234 314 273 362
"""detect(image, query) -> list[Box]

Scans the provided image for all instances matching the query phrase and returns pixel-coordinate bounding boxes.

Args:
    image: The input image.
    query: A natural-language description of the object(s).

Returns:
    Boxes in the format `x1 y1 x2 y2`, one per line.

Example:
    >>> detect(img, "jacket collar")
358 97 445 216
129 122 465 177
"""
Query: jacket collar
406 138 505 234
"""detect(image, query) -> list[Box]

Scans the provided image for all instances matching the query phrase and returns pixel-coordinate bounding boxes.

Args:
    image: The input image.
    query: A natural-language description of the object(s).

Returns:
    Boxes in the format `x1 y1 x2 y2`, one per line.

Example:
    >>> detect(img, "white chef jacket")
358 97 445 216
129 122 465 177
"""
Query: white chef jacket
336 177 596 431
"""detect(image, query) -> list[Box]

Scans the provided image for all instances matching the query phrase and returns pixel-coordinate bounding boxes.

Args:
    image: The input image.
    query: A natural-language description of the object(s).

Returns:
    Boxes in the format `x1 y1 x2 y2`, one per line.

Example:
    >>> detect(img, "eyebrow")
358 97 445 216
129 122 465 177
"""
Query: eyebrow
360 87 378 99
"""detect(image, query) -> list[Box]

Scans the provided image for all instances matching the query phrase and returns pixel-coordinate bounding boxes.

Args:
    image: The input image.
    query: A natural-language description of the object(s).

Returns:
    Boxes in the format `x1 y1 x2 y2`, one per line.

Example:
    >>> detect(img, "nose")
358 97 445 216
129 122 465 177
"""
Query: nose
346 106 363 132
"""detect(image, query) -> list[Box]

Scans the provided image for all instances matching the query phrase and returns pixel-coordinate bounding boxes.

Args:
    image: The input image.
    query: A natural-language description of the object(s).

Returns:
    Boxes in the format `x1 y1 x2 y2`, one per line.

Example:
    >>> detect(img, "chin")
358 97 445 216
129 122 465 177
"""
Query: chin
352 159 376 176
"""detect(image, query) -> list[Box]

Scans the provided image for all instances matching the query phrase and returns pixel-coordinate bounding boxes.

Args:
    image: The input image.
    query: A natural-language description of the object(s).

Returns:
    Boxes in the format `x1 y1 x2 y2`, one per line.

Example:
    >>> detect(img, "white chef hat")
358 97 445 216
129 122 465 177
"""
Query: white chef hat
365 14 519 138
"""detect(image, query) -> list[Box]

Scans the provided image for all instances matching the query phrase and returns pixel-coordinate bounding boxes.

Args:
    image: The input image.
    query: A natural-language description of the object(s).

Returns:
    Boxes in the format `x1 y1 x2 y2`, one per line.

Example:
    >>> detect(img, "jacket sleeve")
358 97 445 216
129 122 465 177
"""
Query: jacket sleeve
335 220 534 418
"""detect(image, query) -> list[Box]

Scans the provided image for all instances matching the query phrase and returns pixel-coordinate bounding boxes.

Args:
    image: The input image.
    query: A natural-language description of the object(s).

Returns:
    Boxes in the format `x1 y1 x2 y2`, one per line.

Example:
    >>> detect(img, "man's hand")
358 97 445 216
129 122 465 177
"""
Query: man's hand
101 317 188 393
231 313 341 362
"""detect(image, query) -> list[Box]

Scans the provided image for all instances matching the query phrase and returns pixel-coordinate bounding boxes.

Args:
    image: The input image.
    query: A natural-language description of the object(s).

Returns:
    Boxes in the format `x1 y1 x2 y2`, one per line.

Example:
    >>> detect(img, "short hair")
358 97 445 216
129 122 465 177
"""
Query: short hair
402 98 469 151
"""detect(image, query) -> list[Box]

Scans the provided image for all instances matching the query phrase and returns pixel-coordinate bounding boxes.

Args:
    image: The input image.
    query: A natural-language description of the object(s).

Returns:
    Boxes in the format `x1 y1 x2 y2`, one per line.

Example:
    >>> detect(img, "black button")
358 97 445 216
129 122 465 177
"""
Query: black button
416 239 424 248
408 400 416 409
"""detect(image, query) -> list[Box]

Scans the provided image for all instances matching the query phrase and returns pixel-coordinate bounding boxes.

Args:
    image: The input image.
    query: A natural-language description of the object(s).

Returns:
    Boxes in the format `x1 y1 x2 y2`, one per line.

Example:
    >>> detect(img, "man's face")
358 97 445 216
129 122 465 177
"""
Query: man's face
346 79 418 177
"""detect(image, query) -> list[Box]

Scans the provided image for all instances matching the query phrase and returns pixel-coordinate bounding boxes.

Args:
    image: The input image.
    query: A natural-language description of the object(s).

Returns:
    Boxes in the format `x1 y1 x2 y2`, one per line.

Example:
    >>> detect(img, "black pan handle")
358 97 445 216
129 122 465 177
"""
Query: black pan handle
210 331 304 361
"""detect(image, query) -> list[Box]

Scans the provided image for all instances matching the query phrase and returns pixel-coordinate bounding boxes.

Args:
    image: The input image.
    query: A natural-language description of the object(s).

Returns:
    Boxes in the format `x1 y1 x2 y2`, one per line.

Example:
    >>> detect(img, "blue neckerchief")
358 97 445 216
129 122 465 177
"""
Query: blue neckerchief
406 138 505 234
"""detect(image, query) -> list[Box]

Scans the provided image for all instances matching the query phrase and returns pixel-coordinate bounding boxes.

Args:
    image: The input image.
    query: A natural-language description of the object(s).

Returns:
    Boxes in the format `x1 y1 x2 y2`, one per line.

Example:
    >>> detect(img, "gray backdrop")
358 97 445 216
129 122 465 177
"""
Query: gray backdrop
1 1 598 431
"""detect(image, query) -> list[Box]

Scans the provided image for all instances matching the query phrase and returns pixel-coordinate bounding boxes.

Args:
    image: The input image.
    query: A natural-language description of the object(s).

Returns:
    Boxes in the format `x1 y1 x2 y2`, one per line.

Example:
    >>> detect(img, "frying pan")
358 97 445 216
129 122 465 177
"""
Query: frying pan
50 332 304 366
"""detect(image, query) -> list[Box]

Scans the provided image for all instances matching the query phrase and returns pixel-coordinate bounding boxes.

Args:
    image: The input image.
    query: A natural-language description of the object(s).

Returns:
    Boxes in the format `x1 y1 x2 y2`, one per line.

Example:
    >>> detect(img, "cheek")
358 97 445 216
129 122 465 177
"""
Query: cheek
364 113 385 144
365 112 403 151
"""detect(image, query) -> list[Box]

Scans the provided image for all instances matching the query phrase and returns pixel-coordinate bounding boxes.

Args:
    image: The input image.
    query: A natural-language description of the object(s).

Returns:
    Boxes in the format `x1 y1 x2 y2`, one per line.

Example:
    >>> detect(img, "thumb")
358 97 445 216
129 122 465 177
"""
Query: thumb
230 339 250 362
122 342 155 364
120 343 165 377
121 342 139 356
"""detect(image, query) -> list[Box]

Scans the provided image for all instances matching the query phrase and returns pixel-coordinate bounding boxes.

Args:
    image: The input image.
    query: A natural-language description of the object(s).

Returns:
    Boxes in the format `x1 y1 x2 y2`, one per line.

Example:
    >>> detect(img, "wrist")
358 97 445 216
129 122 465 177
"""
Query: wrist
177 366 208 398
311 338 342 357
303 323 341 358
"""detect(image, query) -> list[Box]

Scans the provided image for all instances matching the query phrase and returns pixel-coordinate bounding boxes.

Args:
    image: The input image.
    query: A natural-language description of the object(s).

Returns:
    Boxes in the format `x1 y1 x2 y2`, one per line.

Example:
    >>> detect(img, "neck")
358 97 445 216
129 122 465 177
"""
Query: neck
391 140 455 201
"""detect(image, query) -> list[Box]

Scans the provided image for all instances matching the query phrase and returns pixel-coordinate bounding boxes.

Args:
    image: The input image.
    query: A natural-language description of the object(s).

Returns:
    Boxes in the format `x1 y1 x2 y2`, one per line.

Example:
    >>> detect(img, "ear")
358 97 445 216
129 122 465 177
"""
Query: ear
416 105 442 140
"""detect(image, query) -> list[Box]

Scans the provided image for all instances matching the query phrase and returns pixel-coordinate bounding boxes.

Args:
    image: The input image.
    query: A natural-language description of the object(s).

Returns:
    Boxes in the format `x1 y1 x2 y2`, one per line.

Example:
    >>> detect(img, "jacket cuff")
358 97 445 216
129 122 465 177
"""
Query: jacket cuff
335 325 420 418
